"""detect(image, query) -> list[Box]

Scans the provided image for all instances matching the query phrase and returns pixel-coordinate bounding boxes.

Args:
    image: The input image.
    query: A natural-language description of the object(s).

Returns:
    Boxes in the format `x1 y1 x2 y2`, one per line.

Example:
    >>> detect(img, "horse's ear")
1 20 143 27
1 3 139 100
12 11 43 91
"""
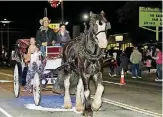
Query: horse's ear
90 11 93 16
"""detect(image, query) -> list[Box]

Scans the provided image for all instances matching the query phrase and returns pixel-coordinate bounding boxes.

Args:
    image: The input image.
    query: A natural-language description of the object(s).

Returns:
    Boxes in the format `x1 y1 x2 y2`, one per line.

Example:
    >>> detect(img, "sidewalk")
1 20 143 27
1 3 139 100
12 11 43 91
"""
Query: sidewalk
103 68 162 87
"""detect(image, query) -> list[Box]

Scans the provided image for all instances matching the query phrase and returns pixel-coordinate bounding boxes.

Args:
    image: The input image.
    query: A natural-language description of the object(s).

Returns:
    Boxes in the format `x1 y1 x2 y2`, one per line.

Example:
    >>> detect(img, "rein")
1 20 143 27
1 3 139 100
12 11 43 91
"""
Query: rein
79 29 105 61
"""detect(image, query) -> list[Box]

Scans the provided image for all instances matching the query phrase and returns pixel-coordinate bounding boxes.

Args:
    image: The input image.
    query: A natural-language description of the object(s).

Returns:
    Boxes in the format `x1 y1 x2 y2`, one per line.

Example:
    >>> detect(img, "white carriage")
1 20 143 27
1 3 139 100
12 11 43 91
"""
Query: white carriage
13 39 63 106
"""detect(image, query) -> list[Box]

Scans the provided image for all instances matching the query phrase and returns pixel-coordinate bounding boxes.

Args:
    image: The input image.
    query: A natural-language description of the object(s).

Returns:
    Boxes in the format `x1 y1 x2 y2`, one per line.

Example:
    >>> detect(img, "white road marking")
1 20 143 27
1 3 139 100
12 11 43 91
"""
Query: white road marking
0 107 13 117
103 80 122 85
25 104 82 114
0 80 13 83
101 97 161 117
0 72 13 77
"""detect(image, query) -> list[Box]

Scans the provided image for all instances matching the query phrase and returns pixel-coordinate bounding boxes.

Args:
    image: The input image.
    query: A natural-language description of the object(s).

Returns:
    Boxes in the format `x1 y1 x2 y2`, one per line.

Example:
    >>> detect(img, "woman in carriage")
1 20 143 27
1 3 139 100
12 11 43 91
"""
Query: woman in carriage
22 37 39 92
56 23 71 46
24 37 39 63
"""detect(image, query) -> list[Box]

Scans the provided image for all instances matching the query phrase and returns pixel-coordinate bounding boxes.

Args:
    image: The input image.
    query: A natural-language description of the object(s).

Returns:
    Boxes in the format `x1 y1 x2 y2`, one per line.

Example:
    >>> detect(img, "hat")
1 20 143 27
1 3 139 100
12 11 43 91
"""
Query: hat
39 17 51 25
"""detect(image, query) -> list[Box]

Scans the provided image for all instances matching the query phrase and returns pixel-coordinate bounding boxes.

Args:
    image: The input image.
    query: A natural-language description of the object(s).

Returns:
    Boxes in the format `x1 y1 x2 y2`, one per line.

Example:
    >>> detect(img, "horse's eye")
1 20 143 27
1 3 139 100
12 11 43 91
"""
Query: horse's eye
99 21 102 25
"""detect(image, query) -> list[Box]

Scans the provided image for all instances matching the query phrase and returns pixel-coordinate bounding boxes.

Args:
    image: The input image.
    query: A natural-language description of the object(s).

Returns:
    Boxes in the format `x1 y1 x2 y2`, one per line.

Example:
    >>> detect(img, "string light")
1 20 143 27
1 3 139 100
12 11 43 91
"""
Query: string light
48 0 61 8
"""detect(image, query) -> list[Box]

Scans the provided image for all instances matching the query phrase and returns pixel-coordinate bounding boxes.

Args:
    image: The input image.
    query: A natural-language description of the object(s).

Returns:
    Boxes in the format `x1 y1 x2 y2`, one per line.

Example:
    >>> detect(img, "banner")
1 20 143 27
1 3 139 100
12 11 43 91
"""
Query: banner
139 7 162 27
49 23 60 32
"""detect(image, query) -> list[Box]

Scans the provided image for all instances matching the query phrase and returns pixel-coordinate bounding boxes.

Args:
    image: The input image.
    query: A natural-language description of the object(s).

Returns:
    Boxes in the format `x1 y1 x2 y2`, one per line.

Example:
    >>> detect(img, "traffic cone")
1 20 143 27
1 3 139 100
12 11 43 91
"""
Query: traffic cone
120 68 126 85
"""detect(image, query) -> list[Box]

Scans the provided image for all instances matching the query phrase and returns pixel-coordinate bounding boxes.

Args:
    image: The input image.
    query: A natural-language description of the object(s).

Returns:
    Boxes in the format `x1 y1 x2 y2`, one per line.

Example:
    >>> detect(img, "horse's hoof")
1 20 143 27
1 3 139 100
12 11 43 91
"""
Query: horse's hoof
75 104 84 112
83 109 93 117
91 101 101 111
64 103 72 109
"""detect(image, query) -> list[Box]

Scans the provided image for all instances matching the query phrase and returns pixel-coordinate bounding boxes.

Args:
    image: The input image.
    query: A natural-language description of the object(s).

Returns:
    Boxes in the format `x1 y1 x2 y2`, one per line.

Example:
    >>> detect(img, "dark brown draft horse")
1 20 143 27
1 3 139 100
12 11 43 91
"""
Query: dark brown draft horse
61 11 108 117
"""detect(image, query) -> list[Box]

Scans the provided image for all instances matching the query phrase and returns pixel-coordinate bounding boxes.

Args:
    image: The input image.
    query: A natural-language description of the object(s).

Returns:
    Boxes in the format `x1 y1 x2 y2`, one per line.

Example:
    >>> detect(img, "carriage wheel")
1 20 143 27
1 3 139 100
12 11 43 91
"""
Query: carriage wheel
33 72 41 106
13 64 20 98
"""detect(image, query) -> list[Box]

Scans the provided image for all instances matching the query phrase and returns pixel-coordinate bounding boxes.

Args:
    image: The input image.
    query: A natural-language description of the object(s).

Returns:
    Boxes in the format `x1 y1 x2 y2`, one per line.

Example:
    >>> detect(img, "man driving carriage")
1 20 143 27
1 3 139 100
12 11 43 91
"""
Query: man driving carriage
36 17 57 57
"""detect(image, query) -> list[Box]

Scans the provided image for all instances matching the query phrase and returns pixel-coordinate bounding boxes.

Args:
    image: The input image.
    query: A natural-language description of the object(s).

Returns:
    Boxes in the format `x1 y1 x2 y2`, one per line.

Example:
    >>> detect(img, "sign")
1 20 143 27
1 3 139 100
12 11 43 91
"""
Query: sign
49 23 60 32
139 7 162 27
115 35 123 41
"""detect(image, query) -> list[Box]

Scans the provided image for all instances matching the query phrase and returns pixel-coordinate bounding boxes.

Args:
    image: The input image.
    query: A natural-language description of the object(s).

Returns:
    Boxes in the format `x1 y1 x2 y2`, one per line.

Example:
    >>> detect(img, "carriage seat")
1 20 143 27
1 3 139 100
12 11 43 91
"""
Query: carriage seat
46 46 63 59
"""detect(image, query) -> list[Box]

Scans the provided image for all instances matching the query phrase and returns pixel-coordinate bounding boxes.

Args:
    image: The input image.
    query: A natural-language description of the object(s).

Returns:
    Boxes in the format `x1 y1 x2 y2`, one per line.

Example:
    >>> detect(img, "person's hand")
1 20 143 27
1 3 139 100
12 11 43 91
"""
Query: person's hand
42 42 47 46
52 40 55 45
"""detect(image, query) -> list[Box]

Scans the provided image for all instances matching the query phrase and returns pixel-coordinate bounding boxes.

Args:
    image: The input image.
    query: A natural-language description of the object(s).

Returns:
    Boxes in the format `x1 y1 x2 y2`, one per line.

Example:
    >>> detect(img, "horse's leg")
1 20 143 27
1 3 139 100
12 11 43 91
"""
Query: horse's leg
92 72 104 111
76 78 84 112
64 73 72 109
82 73 93 117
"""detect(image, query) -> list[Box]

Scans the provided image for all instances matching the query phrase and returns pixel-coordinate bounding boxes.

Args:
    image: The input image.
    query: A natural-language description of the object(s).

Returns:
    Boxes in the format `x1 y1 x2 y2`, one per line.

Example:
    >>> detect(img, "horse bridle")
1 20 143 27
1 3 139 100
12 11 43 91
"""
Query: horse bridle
92 20 107 44
93 30 107 44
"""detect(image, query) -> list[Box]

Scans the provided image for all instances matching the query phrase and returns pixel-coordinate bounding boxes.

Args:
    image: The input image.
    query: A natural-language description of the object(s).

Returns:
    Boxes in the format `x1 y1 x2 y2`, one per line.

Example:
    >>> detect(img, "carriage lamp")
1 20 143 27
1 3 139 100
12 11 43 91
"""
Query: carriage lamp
42 79 47 85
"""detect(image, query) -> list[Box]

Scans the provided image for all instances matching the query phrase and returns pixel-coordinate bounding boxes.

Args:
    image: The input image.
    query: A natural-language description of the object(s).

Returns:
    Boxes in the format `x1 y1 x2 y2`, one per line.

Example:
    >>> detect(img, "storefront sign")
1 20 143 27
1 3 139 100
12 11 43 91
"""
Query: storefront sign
115 35 123 41
139 7 162 27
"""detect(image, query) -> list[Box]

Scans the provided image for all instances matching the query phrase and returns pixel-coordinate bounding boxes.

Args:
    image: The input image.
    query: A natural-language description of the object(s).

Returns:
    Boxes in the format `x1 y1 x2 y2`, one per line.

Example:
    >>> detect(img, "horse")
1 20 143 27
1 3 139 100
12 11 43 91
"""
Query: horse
60 11 108 117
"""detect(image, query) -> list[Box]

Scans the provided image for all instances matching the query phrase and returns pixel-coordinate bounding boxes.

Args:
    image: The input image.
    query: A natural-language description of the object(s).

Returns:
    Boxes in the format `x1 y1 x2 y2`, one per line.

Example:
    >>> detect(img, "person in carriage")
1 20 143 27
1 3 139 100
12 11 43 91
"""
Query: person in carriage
56 23 71 46
22 37 39 92
24 37 39 63
36 17 57 57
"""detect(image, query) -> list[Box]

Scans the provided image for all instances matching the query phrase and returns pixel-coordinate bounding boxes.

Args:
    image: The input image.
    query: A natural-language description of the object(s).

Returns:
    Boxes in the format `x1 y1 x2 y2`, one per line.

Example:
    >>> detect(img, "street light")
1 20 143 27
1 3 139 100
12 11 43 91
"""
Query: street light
0 19 13 51
83 14 89 21
65 21 69 25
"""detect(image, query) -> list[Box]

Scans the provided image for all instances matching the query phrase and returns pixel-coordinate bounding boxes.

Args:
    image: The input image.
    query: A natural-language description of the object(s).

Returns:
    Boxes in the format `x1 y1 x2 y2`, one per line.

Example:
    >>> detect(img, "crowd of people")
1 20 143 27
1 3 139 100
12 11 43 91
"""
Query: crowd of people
0 45 10 66
105 45 162 81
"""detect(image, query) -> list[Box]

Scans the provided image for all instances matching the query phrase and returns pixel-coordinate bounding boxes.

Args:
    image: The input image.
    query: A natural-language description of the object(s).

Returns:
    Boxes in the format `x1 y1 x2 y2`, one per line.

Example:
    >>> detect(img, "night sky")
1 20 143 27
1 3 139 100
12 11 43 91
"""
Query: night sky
0 1 162 49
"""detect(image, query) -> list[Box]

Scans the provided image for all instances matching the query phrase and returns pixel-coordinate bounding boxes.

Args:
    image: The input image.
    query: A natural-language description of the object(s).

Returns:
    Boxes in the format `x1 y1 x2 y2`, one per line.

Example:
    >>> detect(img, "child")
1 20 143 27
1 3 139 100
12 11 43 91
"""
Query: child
24 37 38 62
145 57 152 73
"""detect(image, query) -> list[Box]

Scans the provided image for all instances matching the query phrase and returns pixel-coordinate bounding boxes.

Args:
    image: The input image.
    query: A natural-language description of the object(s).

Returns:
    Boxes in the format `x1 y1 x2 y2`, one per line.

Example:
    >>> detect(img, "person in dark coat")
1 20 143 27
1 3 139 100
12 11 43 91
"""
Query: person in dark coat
36 17 57 56
56 23 71 46
120 52 129 74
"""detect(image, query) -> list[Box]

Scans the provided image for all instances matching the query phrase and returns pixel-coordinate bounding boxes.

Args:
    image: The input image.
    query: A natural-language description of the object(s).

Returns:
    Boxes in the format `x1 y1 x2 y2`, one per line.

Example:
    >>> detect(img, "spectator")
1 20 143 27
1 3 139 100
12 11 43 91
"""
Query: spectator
138 60 143 78
152 46 162 81
145 56 152 73
112 52 118 77
146 48 152 57
108 56 116 77
130 47 142 78
119 52 128 75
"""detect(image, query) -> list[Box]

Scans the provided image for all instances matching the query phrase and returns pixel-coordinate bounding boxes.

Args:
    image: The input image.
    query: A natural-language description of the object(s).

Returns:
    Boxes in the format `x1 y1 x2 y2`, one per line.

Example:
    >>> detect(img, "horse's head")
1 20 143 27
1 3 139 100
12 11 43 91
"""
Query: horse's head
89 11 108 49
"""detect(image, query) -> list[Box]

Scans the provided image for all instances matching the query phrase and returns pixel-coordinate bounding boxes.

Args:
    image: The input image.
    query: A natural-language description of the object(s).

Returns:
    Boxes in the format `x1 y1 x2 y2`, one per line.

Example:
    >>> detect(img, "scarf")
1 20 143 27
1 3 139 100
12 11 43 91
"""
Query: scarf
40 26 48 32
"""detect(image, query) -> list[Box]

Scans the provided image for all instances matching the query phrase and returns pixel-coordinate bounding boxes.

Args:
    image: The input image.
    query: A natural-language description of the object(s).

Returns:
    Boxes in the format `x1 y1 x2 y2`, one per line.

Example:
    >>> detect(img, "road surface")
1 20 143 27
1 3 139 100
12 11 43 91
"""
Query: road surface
0 67 162 117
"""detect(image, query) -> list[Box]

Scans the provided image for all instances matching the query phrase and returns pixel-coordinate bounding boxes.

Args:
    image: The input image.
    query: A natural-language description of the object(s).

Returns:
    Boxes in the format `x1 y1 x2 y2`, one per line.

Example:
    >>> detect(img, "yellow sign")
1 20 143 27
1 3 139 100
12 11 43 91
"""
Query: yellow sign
115 35 123 41
49 23 60 32
139 7 162 27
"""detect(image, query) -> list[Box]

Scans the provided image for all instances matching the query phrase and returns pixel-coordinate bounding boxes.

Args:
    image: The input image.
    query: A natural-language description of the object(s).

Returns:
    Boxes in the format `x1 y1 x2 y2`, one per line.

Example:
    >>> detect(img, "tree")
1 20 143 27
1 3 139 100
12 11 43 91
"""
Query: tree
116 1 162 44
117 1 162 25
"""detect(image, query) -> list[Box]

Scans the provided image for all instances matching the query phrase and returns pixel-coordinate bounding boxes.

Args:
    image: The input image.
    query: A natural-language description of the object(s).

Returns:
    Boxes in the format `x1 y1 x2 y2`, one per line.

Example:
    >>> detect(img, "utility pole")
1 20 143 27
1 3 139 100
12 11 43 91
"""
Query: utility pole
44 8 47 17
7 23 9 51
1 28 3 48
61 0 64 23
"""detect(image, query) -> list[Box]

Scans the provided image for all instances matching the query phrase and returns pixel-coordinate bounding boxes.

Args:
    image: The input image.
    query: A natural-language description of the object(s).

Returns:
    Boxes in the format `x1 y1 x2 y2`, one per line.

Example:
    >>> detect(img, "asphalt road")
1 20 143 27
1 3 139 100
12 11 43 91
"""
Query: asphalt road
0 67 162 117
